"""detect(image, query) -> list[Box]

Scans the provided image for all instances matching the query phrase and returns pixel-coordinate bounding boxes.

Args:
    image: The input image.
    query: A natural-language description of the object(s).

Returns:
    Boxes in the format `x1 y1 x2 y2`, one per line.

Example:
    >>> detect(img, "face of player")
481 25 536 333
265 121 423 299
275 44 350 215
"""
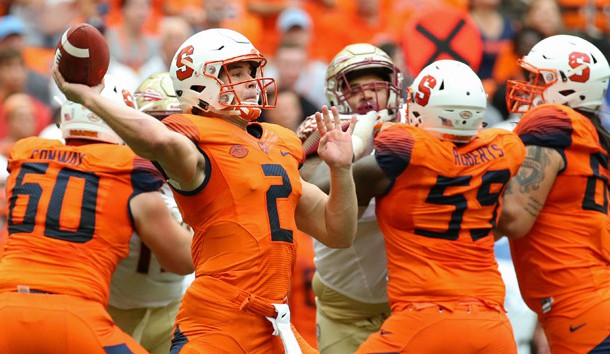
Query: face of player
219 61 260 106
345 73 389 115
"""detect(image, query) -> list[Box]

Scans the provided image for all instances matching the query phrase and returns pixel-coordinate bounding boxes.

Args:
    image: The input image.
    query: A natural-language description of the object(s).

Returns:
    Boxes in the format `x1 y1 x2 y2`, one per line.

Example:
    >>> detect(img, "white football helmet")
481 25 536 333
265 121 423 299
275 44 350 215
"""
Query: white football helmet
169 28 276 120
506 34 610 114
60 75 137 144
408 60 486 143
135 72 182 119
326 43 403 121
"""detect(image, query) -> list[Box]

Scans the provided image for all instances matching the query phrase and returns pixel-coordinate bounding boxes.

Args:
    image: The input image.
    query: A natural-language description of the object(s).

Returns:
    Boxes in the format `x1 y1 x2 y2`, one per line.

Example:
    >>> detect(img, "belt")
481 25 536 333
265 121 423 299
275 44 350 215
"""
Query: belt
201 276 283 318
404 299 504 313
13 286 54 294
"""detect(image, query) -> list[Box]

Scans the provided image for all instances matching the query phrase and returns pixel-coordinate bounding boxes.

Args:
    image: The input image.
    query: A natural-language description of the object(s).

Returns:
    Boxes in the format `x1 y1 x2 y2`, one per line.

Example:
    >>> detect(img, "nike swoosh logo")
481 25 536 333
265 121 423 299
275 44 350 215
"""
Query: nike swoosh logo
570 323 587 332
281 151 290 156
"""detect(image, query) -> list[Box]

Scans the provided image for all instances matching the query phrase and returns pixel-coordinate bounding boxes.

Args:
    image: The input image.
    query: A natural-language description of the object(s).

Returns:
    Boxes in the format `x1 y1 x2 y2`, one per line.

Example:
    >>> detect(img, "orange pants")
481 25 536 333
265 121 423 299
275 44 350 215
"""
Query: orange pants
539 287 610 354
170 276 318 353
0 291 147 354
356 301 517 354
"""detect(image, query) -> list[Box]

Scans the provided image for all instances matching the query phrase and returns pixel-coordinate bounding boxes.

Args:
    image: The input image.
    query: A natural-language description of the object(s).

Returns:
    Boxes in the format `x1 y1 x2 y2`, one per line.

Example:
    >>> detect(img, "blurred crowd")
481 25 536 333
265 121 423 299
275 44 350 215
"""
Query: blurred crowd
0 0 608 353
0 0 607 141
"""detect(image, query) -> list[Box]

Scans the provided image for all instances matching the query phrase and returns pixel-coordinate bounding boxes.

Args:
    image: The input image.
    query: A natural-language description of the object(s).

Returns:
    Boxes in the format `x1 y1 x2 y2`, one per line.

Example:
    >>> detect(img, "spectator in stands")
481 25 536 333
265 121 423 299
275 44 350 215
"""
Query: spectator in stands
0 15 50 106
138 16 193 82
266 40 327 108
260 88 314 131
524 0 565 38
0 47 51 139
105 0 159 72
0 93 37 149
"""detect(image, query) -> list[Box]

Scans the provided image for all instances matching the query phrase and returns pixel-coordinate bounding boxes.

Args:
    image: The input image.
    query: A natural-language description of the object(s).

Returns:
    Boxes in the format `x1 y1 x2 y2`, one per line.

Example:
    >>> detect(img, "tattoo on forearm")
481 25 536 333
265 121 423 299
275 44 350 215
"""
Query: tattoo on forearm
514 146 551 194
523 196 544 217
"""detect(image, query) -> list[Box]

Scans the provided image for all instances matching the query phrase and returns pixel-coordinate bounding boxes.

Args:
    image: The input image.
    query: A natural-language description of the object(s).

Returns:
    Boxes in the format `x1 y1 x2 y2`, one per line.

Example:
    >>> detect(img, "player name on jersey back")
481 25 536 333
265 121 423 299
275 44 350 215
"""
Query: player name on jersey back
452 144 505 167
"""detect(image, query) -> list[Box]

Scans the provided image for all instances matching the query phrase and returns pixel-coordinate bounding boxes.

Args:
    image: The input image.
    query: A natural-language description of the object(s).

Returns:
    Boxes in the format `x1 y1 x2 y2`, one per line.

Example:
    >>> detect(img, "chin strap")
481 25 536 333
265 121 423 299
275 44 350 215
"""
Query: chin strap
238 106 262 120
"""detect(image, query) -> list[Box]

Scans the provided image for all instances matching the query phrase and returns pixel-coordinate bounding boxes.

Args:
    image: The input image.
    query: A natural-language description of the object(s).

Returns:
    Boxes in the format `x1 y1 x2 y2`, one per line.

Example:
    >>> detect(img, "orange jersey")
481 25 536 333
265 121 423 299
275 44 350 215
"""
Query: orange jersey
510 104 610 315
161 115 304 301
373 126 525 311
0 137 163 305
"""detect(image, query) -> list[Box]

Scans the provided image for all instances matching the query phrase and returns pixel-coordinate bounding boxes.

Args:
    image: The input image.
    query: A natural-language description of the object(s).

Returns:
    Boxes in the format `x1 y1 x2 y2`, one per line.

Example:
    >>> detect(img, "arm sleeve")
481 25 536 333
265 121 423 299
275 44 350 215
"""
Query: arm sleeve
374 125 415 180
515 106 573 150
131 157 165 195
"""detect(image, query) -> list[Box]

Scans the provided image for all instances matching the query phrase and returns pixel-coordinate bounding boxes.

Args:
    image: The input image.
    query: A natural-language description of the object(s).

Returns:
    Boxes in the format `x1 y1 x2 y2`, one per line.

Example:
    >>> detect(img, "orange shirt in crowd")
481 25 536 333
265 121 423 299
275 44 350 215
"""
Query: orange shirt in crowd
557 0 610 32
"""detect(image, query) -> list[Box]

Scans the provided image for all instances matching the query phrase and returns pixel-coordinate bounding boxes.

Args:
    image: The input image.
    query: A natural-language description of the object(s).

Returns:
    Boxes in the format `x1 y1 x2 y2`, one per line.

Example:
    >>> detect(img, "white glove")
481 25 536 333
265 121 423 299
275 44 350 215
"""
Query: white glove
351 109 390 161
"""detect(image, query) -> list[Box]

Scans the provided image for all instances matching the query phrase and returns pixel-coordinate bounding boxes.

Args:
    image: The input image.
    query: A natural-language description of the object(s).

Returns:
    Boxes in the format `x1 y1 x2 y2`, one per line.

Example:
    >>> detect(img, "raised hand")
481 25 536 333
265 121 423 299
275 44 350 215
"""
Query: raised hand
315 105 356 169
52 65 104 106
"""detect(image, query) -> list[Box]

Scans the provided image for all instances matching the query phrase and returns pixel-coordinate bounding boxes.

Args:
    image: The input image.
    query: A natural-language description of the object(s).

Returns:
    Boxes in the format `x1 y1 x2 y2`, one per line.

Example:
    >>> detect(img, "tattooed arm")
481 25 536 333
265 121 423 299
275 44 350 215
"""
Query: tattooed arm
496 145 565 239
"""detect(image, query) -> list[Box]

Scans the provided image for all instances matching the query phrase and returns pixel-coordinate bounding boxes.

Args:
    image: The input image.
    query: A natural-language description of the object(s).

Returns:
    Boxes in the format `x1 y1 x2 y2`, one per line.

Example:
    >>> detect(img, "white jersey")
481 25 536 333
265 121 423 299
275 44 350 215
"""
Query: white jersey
491 114 520 131
108 184 194 309
314 199 388 303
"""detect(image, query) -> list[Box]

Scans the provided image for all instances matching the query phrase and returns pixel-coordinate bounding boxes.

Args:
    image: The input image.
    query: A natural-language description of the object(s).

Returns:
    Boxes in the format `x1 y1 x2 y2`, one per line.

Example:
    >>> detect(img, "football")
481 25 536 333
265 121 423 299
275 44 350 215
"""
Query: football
55 23 109 86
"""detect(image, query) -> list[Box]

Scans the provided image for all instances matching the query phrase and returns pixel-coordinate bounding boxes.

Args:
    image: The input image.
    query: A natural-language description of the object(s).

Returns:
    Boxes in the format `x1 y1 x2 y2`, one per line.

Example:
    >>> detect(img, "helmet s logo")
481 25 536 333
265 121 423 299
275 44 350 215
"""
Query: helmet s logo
415 75 437 106
176 45 195 81
568 51 591 83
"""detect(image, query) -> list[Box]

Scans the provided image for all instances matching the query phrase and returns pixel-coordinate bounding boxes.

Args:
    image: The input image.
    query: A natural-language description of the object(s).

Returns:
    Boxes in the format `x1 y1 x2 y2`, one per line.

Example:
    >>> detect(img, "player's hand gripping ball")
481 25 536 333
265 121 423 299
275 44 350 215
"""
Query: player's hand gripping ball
55 23 109 86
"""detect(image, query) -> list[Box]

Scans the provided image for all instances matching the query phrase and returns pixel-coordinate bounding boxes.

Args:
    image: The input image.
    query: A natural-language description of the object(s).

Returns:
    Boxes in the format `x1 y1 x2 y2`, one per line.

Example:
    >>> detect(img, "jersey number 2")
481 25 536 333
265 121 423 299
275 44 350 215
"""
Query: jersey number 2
8 162 100 243
263 164 293 243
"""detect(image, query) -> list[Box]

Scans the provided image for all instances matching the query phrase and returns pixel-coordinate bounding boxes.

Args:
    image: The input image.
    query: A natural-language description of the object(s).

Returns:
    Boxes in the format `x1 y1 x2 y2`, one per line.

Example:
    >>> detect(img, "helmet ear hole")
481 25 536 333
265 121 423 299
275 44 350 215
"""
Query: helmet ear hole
191 85 206 93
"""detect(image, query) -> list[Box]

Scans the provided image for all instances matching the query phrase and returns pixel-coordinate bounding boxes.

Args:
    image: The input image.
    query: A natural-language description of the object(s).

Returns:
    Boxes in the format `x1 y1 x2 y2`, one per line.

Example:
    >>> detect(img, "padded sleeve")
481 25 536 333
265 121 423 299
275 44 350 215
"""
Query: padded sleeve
374 125 415 179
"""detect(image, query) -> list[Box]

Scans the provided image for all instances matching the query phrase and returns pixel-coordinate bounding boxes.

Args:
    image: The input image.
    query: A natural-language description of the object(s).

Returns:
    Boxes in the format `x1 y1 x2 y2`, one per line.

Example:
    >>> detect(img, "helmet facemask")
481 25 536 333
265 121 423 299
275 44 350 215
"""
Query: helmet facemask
209 59 277 120
506 60 559 114
325 44 403 121
334 69 396 115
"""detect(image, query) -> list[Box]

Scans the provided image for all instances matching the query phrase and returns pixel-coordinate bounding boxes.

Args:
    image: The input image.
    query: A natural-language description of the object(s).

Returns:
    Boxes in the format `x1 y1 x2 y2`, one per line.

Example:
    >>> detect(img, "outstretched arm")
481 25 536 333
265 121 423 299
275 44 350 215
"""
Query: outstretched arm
53 67 204 190
296 106 358 248
496 145 563 239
